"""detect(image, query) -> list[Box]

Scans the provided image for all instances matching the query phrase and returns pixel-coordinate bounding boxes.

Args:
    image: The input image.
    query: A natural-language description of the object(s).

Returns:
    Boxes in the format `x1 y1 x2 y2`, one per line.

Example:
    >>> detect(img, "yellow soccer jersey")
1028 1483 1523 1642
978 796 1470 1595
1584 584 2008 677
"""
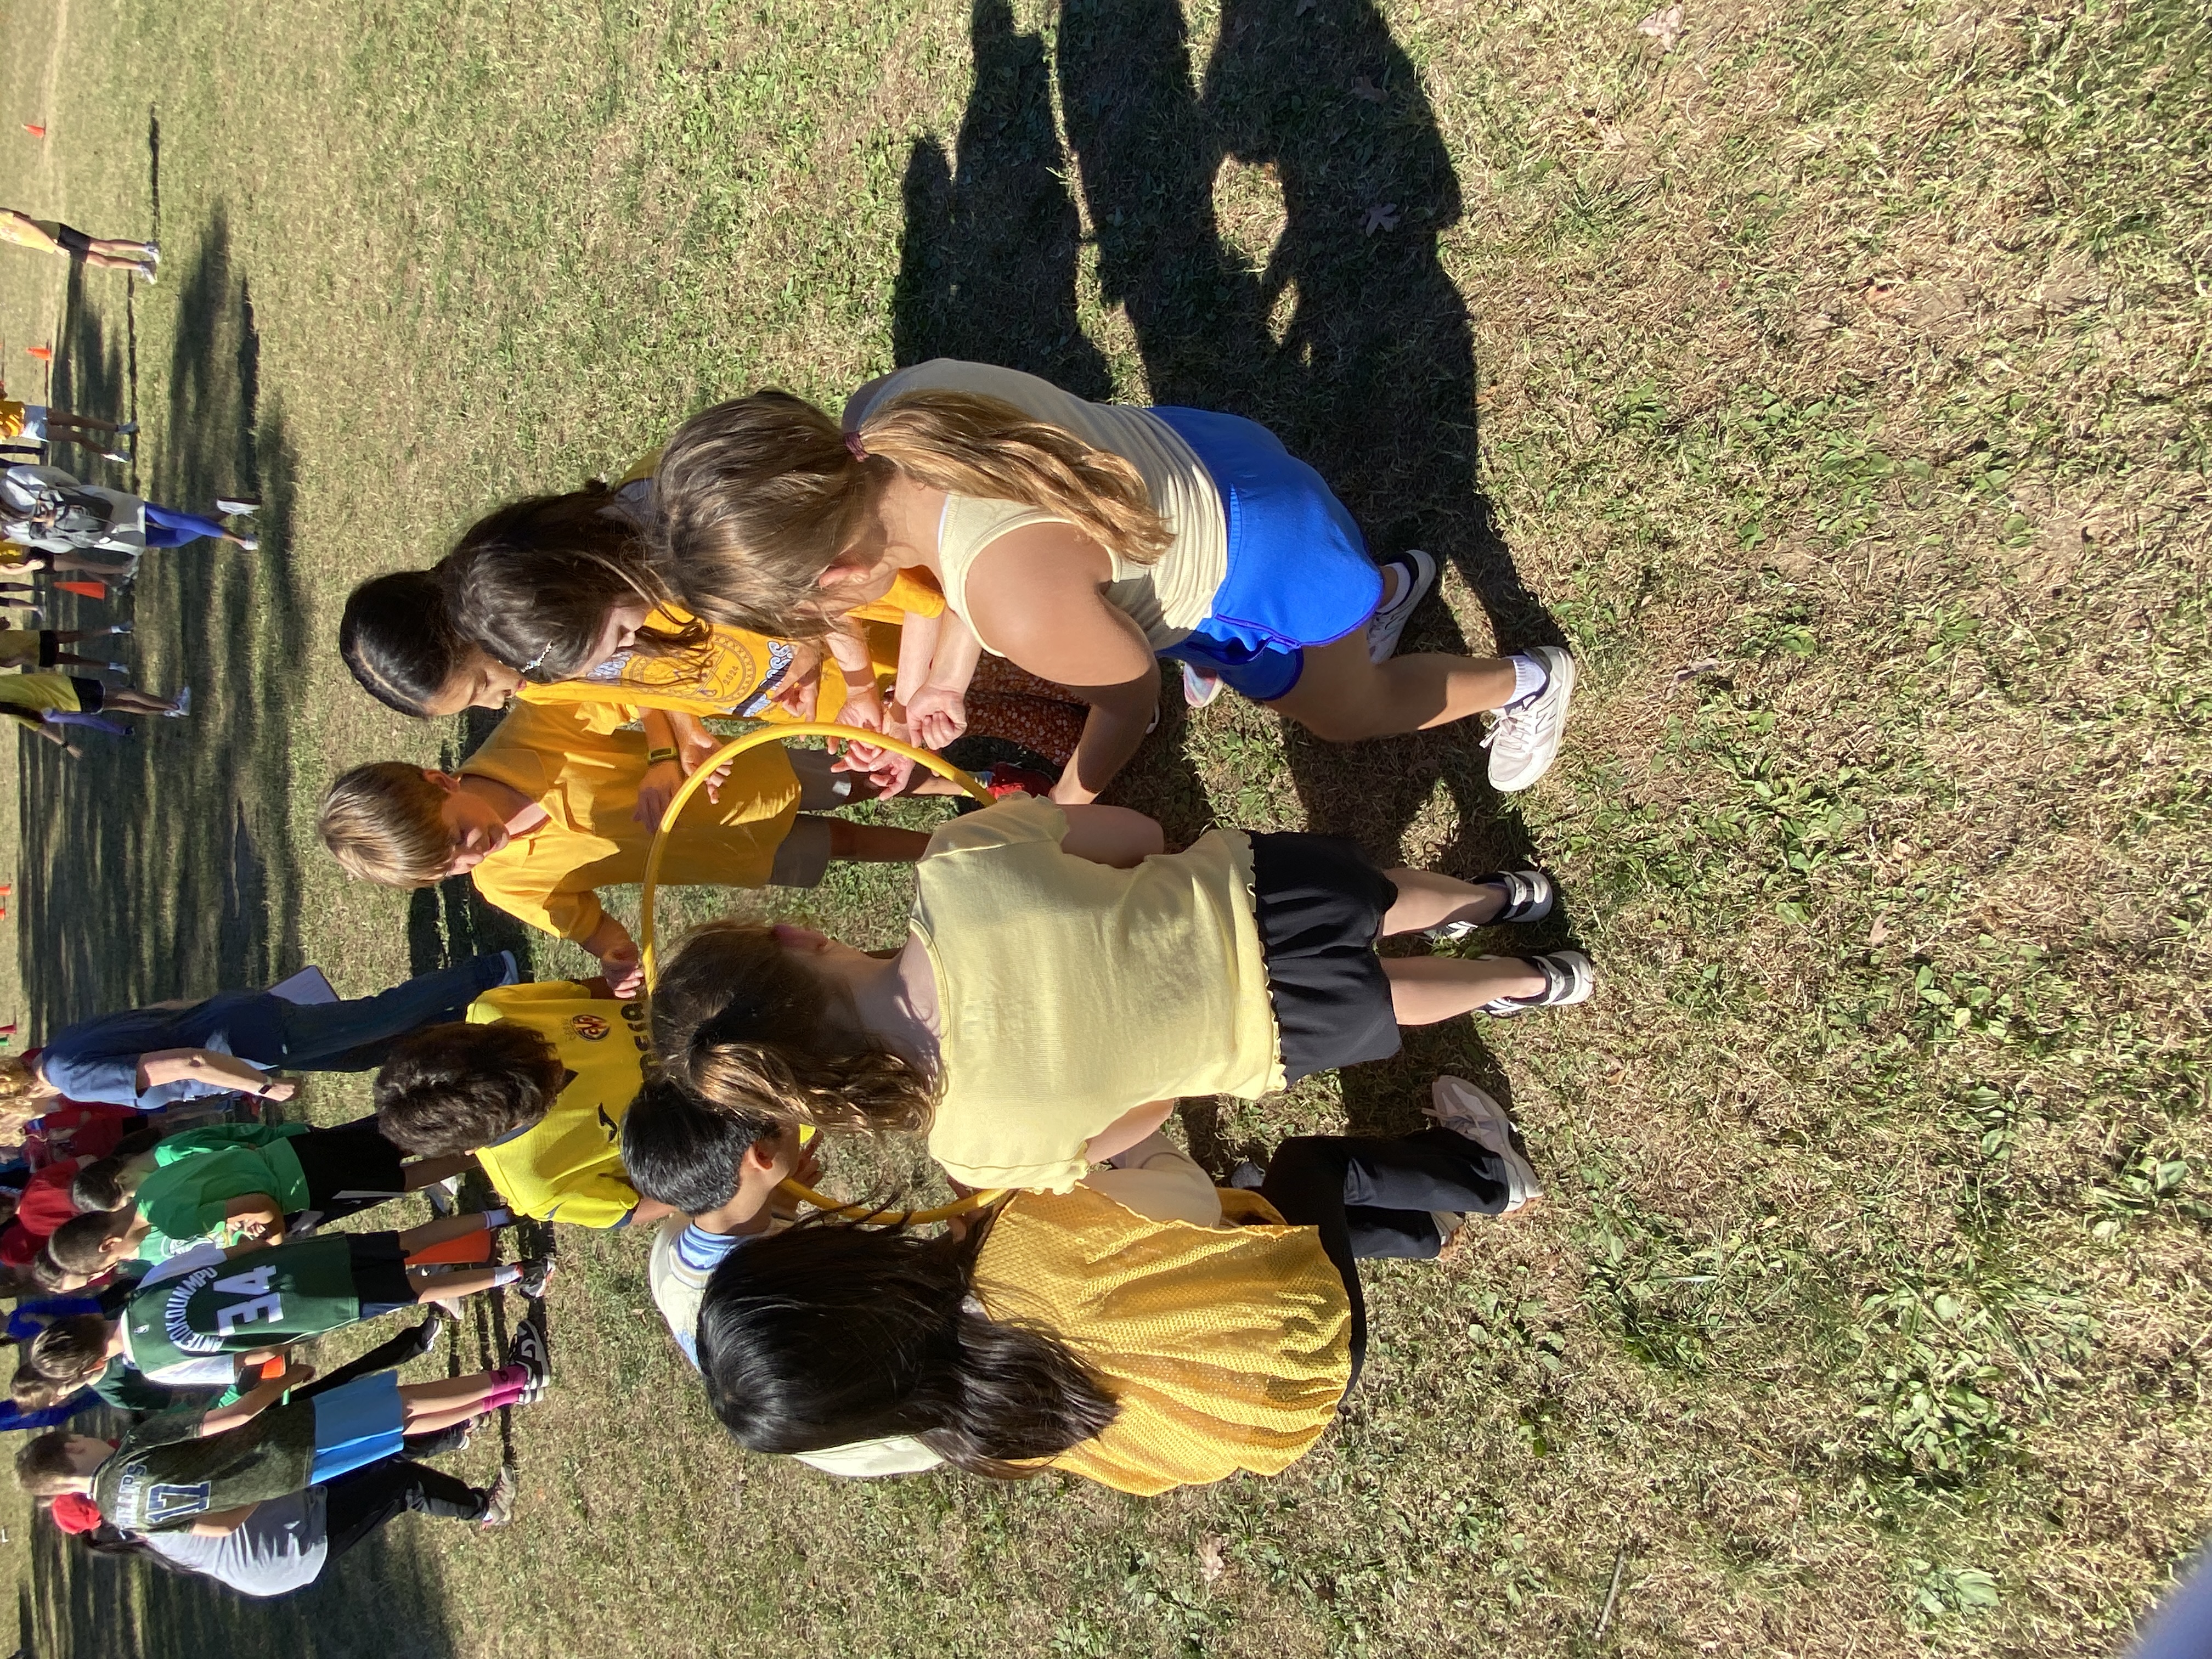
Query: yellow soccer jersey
465 981 648 1227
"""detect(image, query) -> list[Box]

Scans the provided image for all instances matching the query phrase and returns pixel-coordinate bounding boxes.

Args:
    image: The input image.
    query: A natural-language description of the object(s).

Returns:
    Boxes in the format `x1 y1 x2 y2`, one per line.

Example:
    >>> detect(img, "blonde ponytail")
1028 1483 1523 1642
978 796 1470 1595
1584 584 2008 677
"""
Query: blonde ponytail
652 385 1170 641
648 918 938 1137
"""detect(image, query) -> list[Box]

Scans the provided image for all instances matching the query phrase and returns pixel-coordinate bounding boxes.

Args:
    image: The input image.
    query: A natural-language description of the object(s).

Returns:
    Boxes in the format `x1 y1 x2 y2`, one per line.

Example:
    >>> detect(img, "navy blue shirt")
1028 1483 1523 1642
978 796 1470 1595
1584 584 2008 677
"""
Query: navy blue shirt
39 993 272 1108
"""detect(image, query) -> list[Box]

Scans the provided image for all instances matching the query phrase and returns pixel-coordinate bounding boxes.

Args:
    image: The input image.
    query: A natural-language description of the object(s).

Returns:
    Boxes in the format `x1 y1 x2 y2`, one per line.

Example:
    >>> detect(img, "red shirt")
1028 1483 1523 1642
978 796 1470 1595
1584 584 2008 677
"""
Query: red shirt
12 1159 83 1239
22 1101 142 1169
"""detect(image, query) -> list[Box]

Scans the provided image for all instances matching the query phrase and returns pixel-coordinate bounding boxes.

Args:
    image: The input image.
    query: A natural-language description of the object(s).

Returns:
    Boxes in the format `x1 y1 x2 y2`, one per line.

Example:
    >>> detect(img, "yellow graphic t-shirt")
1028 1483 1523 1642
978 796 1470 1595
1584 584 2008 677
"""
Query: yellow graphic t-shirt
465 981 648 1227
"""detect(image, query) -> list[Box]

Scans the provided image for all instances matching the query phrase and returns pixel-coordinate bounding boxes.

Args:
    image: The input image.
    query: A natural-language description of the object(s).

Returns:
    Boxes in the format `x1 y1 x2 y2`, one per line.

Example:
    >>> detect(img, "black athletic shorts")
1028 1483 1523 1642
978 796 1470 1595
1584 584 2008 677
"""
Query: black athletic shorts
287 1117 408 1210
53 223 92 257
66 676 103 712
1248 832 1402 1084
35 631 58 668
347 1233 415 1317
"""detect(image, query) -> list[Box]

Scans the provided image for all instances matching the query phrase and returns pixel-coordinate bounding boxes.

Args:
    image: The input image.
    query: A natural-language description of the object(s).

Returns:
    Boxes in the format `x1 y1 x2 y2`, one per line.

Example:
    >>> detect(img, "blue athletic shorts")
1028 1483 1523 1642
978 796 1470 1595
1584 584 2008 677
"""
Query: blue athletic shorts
307 1371 407 1483
1148 407 1384 703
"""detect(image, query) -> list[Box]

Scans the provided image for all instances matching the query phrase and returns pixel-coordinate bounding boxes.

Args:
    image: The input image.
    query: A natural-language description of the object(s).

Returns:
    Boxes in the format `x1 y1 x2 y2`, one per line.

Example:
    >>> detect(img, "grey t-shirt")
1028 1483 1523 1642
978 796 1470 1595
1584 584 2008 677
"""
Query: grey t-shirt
136 1487 330 1598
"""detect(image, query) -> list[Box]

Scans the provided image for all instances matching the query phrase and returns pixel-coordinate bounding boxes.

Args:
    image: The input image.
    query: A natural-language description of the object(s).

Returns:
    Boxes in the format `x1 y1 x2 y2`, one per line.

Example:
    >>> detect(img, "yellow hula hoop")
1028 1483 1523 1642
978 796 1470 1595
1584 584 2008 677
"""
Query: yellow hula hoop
639 721 1005 1227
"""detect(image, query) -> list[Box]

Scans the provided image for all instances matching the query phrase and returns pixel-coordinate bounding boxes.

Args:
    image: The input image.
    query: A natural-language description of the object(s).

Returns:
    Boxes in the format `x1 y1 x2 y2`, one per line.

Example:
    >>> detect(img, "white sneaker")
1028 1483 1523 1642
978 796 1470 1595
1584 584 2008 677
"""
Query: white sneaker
1483 646 1575 792
1366 550 1437 663
1423 869 1555 941
1424 1075 1543 1211
232 535 258 552
162 685 191 718
1181 660 1224 709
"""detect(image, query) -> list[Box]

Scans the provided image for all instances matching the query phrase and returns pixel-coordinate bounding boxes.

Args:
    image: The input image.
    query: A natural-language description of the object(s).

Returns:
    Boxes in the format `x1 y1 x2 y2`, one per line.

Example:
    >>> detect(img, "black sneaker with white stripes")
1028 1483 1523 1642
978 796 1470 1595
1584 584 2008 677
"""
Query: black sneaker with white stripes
1476 950 1595 1016
1424 870 1555 941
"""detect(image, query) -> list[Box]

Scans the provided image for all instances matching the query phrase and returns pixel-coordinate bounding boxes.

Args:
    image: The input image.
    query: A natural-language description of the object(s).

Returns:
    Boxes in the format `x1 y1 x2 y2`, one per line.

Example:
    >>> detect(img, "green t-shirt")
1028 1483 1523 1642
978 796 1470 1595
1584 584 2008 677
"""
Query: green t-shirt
92 1402 320 1532
92 1353 187 1413
133 1128 313 1261
120 1237 365 1378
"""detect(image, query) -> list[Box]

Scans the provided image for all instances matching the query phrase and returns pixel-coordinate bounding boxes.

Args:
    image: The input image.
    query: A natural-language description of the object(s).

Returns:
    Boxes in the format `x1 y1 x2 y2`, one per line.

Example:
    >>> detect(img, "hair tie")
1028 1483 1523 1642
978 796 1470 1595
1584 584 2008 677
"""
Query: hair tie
844 432 868 464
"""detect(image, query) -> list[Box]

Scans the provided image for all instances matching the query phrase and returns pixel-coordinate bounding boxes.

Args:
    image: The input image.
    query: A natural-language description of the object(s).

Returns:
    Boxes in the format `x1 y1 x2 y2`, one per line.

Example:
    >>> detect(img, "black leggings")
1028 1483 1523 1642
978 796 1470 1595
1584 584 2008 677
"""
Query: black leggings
321 1459 487 1560
1259 1126 1511 1384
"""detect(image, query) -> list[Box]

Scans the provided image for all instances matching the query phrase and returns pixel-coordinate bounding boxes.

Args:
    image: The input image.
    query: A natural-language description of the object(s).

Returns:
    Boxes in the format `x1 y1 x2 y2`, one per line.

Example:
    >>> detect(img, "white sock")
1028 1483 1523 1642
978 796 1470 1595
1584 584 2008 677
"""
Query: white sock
1507 653 1549 705
488 1262 523 1287
479 1206 511 1229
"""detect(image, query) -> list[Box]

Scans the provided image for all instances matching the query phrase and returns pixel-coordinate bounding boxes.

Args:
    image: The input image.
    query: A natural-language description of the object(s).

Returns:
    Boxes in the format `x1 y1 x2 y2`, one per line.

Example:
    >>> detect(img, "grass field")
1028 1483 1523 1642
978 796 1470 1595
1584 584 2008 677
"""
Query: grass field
1 0 2208 1653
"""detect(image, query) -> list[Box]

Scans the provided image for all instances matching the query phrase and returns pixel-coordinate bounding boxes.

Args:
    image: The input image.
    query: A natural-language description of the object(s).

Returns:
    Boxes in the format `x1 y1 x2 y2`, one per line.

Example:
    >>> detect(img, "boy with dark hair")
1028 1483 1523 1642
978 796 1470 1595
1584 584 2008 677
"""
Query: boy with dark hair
619 1081 937 1479
66 1118 474 1268
373 980 672 1229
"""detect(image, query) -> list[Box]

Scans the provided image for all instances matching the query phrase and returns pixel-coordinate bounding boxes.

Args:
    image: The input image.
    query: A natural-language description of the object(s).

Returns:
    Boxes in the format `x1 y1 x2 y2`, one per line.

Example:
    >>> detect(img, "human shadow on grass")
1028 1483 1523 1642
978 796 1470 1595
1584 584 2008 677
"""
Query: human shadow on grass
22 212 309 1024
18 217 465 1659
893 0 1578 1141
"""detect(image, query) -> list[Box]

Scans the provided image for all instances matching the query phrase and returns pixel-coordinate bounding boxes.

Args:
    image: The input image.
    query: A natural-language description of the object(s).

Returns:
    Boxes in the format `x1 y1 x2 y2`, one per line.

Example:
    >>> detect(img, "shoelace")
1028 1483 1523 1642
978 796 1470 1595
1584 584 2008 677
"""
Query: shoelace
1480 690 1550 752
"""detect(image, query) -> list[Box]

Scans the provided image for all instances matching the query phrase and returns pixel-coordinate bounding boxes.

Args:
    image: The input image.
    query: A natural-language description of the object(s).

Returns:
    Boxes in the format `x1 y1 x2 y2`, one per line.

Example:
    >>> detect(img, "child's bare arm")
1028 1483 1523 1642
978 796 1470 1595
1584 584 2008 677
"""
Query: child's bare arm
196 1362 313 1437
904 611 982 752
186 1503 262 1537
824 620 885 729
220 1193 286 1245
1058 804 1166 868
891 609 942 710
1084 1100 1179 1165
136 1049 296 1102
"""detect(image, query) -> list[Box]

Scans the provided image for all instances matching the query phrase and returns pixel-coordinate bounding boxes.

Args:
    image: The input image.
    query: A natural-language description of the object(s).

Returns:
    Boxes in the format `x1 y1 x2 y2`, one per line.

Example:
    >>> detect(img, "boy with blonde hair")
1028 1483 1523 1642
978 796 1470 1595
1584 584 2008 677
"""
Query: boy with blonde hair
316 699 932 996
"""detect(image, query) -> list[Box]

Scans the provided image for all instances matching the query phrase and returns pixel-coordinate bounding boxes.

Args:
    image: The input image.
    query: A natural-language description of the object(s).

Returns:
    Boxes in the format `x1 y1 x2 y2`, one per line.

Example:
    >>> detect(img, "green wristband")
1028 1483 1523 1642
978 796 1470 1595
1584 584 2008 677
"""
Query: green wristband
646 747 679 764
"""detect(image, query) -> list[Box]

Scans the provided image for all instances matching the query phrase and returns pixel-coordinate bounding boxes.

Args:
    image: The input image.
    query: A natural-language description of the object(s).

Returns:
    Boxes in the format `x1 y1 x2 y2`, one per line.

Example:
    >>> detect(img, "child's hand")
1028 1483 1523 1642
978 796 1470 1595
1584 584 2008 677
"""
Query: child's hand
768 668 821 723
834 685 887 738
597 939 645 999
633 759 684 827
905 684 969 752
673 717 733 805
256 1079 298 1103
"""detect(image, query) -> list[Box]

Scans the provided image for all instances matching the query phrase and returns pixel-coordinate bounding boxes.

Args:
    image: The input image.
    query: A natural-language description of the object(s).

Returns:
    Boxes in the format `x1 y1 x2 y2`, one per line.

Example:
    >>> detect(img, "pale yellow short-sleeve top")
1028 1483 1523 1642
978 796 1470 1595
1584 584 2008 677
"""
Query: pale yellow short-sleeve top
847 359 1226 652
910 797 1283 1192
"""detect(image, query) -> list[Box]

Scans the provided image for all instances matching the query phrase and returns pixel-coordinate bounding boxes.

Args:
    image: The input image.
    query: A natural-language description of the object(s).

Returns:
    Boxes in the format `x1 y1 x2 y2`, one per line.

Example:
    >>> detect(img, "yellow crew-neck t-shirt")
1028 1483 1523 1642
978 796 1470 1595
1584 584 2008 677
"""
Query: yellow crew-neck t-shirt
458 698 801 944
910 797 1283 1193
464 981 647 1227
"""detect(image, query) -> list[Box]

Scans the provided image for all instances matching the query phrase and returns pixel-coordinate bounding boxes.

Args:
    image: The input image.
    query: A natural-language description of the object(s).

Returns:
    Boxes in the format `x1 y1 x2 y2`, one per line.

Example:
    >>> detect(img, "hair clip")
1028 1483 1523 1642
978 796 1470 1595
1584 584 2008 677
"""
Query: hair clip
520 640 556 674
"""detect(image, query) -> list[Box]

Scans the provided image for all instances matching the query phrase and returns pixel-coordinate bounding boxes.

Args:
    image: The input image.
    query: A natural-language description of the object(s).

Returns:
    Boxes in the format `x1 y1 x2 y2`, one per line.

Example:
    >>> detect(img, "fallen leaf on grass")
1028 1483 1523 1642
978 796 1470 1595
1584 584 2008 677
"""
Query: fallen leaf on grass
1350 74 1386 102
1868 918 1891 947
1637 3 1685 50
1296 0 1316 13
1198 1535 1228 1584
1361 202 1400 234
1670 658 1721 682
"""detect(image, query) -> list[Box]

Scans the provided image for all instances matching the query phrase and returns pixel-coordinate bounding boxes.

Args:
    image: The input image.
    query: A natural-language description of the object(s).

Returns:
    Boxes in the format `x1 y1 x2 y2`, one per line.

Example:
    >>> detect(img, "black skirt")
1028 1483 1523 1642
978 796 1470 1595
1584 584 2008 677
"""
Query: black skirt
1248 832 1402 1084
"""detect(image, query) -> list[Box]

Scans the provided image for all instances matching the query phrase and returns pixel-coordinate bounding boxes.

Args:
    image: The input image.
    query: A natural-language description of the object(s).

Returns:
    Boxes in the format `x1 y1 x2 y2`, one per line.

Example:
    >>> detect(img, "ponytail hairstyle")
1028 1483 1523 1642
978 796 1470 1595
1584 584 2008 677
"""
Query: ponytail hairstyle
649 919 935 1136
440 488 706 683
340 571 466 717
651 386 1172 639
694 1215 1119 1476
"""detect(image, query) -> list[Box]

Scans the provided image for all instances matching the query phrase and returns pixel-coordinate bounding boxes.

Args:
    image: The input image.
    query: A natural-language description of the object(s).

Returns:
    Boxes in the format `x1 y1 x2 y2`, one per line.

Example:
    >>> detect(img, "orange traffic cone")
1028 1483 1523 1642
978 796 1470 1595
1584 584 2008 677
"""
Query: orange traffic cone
55 580 105 600
26 346 52 363
22 125 44 139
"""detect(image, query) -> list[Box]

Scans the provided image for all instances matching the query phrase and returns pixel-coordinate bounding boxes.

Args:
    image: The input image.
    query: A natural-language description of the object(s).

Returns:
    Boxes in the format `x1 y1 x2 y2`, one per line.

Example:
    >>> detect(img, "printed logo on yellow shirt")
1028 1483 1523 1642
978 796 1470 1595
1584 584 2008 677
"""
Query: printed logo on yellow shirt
568 1013 612 1042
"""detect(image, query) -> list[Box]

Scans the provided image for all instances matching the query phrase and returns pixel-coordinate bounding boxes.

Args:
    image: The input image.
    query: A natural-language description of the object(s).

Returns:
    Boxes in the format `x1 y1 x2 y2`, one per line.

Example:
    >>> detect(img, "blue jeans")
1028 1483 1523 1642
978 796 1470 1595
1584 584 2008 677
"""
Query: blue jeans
142 503 233 548
219 953 514 1073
